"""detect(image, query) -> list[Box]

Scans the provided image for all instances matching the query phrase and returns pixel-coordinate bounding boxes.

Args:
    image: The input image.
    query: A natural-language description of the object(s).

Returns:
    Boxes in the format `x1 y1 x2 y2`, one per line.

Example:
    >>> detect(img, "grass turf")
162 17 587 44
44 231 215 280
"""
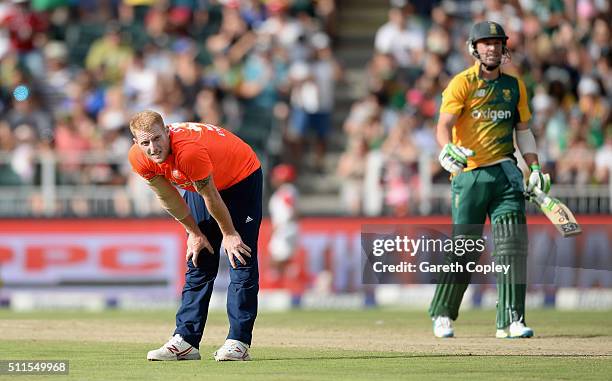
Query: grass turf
0 309 610 381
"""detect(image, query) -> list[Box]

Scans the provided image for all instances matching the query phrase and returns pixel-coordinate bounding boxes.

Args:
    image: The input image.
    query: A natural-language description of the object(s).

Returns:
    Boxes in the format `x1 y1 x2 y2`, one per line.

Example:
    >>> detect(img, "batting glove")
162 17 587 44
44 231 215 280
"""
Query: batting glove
526 164 551 193
438 143 474 175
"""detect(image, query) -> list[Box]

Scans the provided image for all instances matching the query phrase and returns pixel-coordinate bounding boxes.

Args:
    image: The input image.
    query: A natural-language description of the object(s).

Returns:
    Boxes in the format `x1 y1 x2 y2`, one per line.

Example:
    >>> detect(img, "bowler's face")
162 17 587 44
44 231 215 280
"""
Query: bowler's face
133 123 170 163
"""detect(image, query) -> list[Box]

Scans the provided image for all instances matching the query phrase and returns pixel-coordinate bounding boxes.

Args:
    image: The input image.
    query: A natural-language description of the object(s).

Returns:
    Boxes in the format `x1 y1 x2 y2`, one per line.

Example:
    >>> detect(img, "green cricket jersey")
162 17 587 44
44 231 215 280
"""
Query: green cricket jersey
440 61 532 170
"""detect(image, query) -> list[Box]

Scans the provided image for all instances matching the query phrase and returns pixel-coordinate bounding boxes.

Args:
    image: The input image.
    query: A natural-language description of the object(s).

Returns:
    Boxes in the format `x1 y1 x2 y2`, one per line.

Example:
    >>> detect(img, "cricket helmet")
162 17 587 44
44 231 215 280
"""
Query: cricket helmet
467 21 510 63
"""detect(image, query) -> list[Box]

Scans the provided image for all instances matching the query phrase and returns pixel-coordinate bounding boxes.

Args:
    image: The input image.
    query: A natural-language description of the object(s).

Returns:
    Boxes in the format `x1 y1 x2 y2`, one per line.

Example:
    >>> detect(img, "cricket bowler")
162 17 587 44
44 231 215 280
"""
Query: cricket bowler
429 21 551 338
128 110 262 360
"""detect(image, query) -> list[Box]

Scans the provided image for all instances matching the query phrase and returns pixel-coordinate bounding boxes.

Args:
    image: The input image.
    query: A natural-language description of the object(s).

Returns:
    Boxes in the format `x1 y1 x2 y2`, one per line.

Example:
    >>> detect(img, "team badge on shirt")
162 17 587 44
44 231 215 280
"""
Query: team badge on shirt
172 169 186 180
502 89 512 101
475 89 486 97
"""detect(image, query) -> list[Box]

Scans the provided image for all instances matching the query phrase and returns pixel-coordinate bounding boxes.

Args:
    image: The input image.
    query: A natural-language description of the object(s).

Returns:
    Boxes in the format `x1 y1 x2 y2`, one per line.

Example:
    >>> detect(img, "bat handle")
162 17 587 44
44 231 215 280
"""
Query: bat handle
532 187 544 197
528 175 551 199
529 186 551 207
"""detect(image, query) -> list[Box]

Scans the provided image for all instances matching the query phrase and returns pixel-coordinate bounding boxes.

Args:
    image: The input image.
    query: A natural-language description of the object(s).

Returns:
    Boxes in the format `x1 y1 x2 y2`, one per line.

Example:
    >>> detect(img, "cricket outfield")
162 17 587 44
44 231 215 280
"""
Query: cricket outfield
1 309 610 380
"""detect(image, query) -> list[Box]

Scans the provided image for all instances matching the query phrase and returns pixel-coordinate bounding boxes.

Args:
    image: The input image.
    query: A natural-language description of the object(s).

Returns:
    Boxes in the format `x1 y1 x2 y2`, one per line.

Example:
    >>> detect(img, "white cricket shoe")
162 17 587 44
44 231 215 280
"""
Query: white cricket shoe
432 316 454 338
213 339 251 361
496 321 534 338
147 334 201 361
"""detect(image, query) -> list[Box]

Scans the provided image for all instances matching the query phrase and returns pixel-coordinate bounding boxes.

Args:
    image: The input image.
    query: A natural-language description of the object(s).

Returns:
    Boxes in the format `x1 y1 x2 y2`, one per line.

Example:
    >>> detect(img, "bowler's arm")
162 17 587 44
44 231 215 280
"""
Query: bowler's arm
193 175 237 236
147 176 213 265
147 176 201 235
193 175 251 268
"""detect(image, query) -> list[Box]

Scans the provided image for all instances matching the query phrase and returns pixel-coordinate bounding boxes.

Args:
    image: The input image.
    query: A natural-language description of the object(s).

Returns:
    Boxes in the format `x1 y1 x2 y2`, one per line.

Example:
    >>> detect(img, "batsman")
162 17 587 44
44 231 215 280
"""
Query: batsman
429 21 550 339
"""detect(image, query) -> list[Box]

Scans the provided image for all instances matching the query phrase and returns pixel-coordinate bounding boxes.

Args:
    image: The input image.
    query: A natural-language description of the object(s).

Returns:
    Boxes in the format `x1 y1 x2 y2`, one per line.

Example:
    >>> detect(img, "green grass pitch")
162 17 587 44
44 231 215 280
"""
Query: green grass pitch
1 309 610 380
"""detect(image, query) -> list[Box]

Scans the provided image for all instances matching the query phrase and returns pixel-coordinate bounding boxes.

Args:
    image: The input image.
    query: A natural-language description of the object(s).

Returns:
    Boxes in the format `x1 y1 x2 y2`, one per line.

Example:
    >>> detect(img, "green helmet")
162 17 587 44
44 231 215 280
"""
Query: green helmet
467 21 509 62
468 21 508 44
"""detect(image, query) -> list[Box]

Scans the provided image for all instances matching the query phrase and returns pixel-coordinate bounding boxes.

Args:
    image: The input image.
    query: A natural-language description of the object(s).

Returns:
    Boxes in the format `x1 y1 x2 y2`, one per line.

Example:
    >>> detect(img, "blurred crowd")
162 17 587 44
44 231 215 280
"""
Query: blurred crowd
0 0 610 217
338 0 611 216
0 0 337 215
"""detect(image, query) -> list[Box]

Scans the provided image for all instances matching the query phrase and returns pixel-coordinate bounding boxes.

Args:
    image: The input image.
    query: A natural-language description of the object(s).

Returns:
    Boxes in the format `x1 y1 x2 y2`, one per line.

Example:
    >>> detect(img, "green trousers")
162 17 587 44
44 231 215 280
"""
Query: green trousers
429 161 529 329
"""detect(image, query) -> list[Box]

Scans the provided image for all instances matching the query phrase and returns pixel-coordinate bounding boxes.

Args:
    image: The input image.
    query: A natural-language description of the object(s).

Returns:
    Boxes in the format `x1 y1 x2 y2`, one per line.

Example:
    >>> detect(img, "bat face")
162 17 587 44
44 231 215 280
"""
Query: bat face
530 189 582 237
546 202 581 237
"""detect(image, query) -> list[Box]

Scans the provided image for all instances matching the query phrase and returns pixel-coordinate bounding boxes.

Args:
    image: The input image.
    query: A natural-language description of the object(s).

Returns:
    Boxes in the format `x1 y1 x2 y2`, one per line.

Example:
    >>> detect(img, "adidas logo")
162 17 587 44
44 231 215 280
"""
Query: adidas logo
245 216 253 223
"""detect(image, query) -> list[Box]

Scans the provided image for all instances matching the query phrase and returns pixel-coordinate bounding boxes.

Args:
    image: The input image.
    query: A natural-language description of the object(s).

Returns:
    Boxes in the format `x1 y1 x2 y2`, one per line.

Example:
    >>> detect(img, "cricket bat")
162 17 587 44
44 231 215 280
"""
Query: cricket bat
527 187 582 237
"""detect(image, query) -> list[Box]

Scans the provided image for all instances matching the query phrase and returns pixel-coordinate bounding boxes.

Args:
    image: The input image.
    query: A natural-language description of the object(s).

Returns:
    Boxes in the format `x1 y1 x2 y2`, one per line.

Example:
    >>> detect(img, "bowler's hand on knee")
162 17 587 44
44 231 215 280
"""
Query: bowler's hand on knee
222 232 252 268
186 231 214 267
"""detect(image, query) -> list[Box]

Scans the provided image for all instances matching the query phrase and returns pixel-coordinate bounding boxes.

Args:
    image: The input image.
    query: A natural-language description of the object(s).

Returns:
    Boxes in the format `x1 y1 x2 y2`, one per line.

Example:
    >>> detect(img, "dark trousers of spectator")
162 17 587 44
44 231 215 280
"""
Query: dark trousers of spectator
174 168 262 348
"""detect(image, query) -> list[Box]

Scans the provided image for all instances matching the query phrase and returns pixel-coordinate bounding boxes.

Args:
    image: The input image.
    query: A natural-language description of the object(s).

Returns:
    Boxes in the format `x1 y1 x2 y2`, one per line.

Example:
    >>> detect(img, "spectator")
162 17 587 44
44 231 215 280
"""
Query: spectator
10 123 37 184
123 50 157 110
53 113 94 184
151 75 189 124
5 86 54 147
85 22 133 84
98 86 129 132
286 34 340 172
194 88 223 126
374 2 425 71
236 40 281 152
595 49 612 96
0 122 22 186
268 163 299 285
257 0 303 56
337 137 368 215
39 40 74 117
0 0 48 77
0 0 609 219
381 115 420 216
595 127 612 184
577 76 609 148
172 39 203 110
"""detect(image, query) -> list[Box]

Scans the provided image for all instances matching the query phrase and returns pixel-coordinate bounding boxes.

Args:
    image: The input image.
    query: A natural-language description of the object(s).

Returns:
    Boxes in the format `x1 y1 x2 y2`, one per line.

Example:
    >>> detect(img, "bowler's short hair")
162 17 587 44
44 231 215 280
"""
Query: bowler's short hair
129 110 165 136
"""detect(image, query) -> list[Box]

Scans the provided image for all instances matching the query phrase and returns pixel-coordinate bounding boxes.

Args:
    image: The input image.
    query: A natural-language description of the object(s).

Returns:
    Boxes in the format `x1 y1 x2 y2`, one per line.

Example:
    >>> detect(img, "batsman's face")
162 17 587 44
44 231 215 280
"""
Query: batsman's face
133 123 171 163
476 38 503 66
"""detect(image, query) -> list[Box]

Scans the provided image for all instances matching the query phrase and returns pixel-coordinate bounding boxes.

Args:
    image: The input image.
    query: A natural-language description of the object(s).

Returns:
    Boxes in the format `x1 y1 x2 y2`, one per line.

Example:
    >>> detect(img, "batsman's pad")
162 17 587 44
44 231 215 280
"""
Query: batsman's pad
492 212 528 329
429 234 482 320
429 282 469 321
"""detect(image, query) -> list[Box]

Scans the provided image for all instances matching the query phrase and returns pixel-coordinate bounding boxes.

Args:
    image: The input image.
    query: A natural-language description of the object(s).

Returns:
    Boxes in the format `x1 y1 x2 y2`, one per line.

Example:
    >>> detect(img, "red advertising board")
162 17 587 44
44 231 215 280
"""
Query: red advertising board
0 220 187 294
0 216 610 295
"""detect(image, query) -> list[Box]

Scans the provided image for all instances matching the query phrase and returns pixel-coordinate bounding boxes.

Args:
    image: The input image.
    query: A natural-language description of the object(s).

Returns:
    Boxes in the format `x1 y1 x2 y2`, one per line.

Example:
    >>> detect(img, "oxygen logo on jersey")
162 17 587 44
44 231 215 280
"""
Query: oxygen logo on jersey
471 108 512 122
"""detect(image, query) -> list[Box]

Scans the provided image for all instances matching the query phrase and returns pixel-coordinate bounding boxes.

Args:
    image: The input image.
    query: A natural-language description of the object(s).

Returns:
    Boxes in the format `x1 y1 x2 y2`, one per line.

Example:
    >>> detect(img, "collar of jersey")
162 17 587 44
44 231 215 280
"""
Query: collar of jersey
474 60 502 83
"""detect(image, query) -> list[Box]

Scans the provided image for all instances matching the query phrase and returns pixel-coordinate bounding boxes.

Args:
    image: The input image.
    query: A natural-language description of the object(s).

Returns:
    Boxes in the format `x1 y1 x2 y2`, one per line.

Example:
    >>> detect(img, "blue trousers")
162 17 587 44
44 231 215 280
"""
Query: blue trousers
174 168 262 348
